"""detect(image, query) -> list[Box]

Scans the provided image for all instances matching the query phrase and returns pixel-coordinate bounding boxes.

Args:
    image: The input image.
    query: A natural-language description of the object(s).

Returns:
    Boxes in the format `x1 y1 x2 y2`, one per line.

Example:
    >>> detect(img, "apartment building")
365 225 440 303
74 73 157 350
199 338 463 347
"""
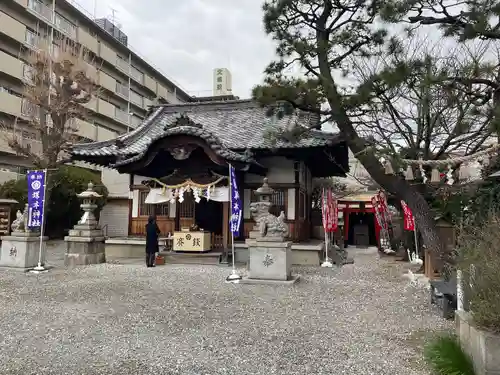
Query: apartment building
0 0 192 183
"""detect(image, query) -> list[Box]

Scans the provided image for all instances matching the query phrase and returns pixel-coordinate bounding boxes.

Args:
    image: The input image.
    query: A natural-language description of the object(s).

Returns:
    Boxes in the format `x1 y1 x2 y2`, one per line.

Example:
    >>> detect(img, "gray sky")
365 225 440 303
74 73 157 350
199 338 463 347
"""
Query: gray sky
73 0 276 97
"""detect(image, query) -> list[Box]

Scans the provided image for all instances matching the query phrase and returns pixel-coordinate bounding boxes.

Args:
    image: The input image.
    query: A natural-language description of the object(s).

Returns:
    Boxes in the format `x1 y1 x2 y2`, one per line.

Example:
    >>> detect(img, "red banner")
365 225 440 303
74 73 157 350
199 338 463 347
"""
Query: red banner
322 189 338 232
400 200 415 231
371 196 380 227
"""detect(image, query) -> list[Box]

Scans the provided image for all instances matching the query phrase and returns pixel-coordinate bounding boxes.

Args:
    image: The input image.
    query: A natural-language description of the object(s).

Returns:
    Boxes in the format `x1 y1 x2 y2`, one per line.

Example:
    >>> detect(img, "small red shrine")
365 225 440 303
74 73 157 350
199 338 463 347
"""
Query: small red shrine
338 192 382 247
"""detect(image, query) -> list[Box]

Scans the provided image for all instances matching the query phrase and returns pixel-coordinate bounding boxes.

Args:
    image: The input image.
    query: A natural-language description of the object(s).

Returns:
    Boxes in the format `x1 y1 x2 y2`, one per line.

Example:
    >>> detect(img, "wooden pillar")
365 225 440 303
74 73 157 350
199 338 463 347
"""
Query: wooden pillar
344 207 350 242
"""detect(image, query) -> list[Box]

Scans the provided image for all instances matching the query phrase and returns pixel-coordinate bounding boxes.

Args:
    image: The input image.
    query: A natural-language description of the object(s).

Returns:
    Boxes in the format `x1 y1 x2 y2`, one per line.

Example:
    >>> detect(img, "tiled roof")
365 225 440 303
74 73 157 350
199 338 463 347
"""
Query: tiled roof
70 99 343 159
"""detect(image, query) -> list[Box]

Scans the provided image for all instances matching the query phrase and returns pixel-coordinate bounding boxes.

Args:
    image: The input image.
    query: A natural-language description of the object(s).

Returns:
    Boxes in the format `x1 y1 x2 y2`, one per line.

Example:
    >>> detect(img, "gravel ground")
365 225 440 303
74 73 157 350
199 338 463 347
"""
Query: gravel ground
0 246 453 375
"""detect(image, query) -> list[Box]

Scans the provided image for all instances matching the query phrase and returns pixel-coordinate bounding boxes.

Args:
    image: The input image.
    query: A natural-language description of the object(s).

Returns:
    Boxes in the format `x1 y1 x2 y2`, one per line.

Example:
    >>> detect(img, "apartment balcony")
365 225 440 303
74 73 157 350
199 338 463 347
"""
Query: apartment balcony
0 170 22 185
0 51 24 81
0 91 23 117
71 118 97 141
0 130 42 157
115 83 129 99
27 0 52 23
54 13 77 39
77 28 98 54
99 43 117 65
97 71 116 92
131 115 143 128
0 11 27 43
97 99 115 119
14 0 28 7
116 58 144 85
115 83 144 108
26 0 77 39
97 126 117 141
0 131 15 155
114 108 129 124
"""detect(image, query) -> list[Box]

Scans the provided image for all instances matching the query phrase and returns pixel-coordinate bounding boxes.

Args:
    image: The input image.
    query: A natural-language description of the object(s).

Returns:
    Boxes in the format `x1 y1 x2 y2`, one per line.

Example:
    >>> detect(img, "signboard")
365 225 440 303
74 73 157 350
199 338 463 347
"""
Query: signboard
27 170 46 229
173 231 211 252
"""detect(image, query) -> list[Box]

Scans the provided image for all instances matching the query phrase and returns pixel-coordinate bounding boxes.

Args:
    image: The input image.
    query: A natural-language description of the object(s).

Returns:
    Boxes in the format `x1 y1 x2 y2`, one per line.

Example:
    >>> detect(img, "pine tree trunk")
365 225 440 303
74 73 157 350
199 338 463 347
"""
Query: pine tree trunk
315 27 444 258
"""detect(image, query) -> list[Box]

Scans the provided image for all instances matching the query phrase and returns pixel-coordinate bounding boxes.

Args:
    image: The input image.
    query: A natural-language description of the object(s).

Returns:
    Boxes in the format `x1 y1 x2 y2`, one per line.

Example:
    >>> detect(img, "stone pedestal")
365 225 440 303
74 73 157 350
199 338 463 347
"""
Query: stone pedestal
64 182 106 267
0 231 47 269
241 237 300 285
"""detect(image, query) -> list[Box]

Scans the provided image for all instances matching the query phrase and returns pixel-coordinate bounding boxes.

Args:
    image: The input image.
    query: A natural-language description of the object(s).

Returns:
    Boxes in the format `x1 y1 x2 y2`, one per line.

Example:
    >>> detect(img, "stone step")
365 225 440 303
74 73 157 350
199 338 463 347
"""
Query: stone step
160 251 223 265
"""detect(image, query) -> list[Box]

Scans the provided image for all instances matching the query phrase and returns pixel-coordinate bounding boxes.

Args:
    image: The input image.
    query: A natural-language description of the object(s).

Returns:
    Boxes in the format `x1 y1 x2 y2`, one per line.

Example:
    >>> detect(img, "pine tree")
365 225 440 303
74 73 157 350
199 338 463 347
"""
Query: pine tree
251 0 477 256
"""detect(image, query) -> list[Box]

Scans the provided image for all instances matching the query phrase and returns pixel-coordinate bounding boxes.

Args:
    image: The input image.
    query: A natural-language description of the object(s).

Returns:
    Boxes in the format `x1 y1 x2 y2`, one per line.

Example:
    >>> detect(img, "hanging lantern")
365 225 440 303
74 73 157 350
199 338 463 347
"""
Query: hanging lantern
405 165 414 180
430 167 440 183
446 164 454 185
384 160 394 175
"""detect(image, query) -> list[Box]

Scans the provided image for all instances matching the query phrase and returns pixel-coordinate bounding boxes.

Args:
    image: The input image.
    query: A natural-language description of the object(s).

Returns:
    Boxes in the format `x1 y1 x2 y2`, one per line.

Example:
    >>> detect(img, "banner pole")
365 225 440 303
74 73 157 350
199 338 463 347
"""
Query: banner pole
31 168 48 273
413 217 419 258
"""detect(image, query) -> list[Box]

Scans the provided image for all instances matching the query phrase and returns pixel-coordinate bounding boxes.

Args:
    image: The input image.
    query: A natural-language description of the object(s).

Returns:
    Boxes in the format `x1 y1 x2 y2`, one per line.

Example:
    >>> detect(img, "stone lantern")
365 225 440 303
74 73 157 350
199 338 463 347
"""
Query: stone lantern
64 182 106 267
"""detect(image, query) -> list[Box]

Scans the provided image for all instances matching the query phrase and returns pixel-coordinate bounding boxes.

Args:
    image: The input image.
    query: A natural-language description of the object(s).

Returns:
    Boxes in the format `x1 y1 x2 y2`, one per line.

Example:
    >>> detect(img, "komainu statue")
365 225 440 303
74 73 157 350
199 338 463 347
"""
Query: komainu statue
249 201 289 238
11 204 29 232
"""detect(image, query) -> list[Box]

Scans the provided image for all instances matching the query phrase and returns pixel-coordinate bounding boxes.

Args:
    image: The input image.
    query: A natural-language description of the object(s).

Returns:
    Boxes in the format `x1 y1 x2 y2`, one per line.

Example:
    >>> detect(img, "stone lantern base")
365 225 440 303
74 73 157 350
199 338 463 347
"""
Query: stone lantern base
65 223 106 266
64 182 106 267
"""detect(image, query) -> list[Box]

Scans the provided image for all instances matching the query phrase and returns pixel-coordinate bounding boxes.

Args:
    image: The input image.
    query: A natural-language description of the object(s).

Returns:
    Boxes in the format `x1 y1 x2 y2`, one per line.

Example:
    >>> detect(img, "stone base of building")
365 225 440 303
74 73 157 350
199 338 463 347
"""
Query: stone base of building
64 237 106 267
456 310 500 375
0 232 47 269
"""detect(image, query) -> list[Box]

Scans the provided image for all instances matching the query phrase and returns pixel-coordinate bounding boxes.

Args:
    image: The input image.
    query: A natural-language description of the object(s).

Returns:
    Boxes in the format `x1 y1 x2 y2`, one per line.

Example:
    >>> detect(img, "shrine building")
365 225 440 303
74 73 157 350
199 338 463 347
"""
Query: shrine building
70 99 349 264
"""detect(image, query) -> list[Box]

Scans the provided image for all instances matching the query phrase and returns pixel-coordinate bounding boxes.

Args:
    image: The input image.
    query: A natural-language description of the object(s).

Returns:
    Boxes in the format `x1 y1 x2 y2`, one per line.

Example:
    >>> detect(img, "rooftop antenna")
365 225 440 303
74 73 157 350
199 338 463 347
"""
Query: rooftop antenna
109 7 117 24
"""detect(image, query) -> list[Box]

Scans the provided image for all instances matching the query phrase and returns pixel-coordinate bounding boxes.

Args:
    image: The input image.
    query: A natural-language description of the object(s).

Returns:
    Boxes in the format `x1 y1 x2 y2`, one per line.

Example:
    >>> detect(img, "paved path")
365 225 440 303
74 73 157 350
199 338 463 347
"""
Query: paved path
0 246 452 375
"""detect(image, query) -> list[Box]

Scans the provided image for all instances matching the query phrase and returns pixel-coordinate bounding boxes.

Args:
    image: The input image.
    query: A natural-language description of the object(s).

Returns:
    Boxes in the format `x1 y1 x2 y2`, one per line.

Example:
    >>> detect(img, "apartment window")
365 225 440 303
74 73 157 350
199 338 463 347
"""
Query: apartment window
25 29 38 47
22 65 34 84
54 12 76 37
139 190 169 217
27 0 52 21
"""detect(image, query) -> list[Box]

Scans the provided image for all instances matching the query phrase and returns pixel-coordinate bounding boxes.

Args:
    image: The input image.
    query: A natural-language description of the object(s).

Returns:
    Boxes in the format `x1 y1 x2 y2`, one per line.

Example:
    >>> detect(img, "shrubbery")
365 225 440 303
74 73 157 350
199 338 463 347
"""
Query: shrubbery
0 166 108 238
456 213 500 333
424 334 475 375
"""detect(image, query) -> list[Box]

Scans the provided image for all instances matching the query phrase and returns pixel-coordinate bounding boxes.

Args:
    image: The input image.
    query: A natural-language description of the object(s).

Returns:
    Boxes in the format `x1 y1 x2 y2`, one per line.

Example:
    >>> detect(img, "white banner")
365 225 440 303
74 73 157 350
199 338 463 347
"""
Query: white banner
144 186 230 204
201 186 229 202
144 189 172 204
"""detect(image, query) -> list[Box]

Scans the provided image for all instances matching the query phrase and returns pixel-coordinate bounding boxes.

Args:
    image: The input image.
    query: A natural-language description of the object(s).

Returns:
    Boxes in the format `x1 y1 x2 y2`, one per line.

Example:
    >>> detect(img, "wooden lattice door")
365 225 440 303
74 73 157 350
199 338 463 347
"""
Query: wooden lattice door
177 192 195 230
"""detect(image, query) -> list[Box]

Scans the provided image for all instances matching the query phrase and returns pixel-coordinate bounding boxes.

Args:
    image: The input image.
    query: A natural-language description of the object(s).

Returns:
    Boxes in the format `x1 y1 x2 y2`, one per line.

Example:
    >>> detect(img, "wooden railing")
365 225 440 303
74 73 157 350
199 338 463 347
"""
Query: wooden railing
130 217 175 236
212 233 224 250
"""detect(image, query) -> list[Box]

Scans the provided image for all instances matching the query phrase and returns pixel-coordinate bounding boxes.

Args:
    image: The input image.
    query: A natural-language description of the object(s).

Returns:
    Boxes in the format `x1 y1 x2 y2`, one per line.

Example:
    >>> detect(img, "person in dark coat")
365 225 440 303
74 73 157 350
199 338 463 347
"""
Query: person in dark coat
145 215 160 267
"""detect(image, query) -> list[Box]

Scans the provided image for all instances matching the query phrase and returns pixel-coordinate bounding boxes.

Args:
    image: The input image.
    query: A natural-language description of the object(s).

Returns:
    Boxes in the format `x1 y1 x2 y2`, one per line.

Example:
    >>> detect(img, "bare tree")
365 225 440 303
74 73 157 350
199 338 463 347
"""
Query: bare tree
350 37 495 162
1 36 99 169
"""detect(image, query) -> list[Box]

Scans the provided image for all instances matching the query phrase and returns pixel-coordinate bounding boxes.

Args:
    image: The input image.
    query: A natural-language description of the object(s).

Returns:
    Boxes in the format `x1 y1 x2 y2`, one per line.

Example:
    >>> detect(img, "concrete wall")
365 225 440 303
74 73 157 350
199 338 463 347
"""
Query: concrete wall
244 157 295 184
456 310 500 375
99 199 129 237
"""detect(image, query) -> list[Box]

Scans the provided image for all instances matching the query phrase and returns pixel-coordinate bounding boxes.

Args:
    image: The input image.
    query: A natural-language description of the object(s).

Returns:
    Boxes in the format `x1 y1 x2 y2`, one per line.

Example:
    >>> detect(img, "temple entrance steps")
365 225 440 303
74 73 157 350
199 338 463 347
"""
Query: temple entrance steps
159 251 223 265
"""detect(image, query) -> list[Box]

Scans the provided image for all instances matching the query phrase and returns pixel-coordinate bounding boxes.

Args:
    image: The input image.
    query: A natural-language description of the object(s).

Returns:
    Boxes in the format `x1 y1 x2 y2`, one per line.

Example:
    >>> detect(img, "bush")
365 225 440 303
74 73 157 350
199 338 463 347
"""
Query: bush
0 165 108 238
456 213 500 333
424 334 475 375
